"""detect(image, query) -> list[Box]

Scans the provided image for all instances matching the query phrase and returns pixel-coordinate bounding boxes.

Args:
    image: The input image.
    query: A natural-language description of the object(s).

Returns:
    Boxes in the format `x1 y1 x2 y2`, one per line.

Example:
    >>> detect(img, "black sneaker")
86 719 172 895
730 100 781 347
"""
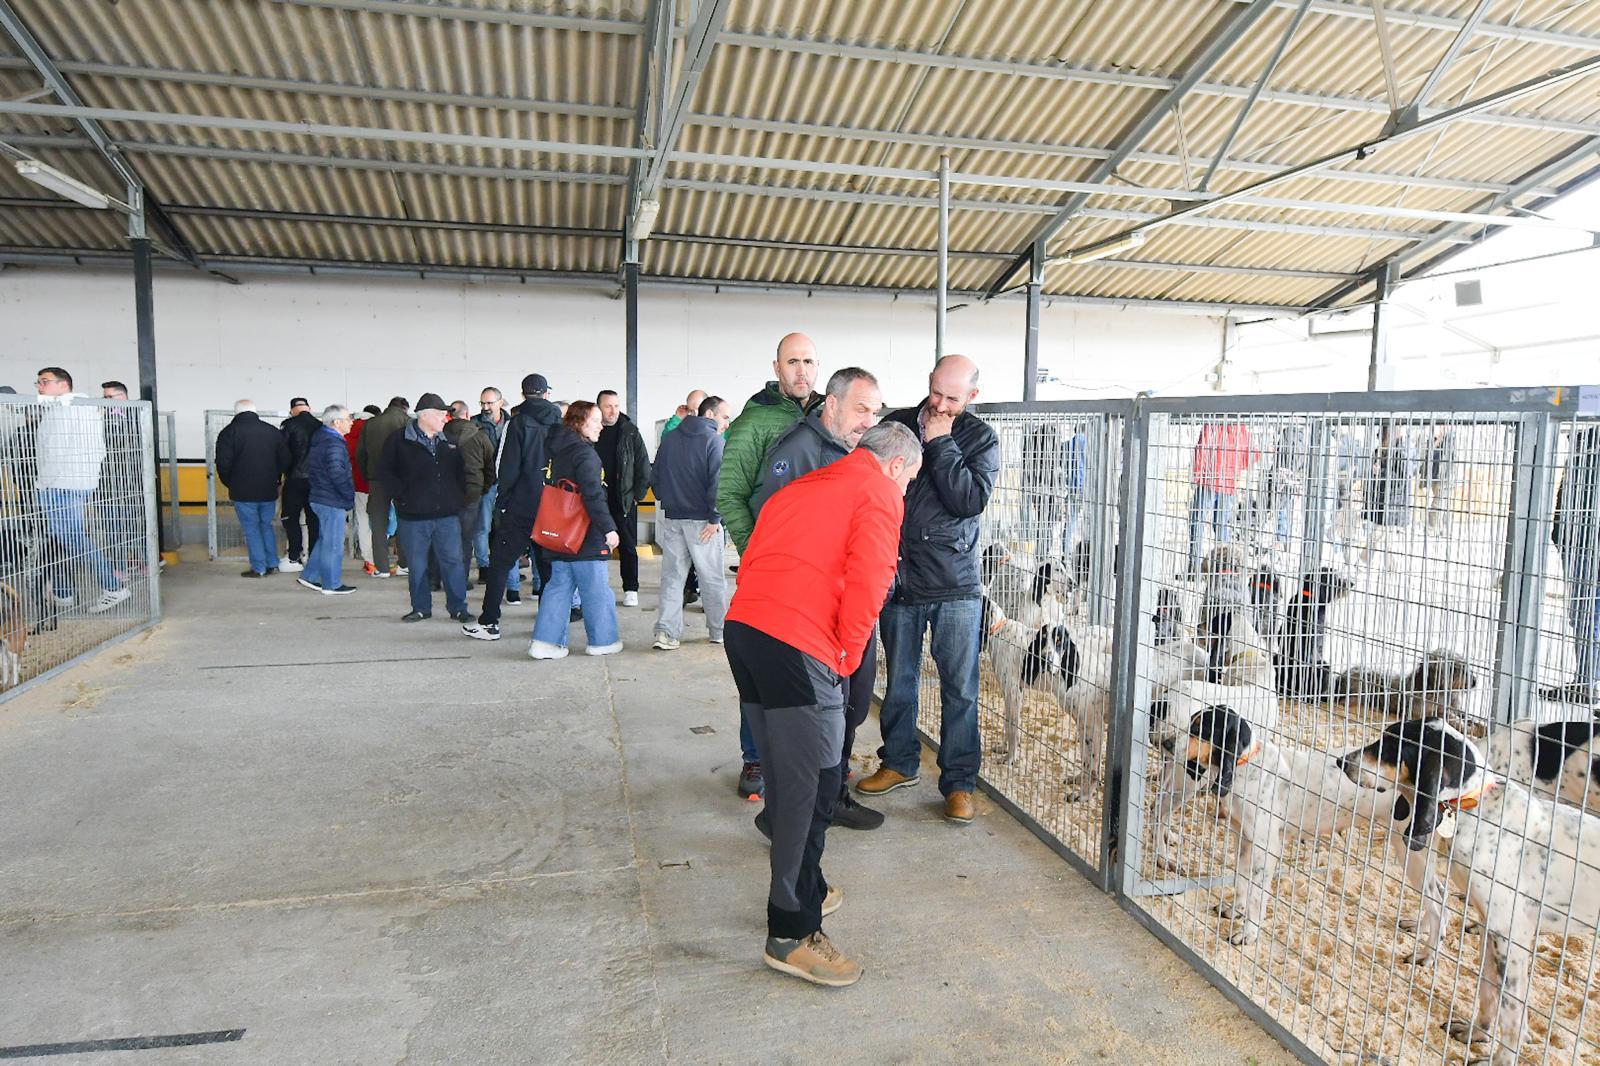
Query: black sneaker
296 577 322 591
462 622 501 641
569 607 583 623
738 761 764 799
505 590 521 605
320 584 357 595
450 609 473 623
264 567 280 575
830 791 885 831
684 589 700 606
401 610 431 622
240 569 263 579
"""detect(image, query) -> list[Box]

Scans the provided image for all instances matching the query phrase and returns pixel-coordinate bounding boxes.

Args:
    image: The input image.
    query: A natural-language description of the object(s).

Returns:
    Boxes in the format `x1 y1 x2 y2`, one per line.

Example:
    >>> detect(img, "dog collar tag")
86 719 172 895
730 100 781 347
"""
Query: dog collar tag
1435 807 1457 841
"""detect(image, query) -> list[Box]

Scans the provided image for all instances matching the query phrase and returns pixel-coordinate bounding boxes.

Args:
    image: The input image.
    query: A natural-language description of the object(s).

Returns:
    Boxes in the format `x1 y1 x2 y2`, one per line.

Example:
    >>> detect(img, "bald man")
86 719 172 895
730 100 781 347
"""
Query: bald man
856 355 999 827
662 389 709 438
717 331 823 801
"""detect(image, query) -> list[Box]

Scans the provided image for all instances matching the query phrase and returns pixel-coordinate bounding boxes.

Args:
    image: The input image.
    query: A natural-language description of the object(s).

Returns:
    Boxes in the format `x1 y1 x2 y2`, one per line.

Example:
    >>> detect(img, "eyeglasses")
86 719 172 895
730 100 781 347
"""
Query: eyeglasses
34 377 59 385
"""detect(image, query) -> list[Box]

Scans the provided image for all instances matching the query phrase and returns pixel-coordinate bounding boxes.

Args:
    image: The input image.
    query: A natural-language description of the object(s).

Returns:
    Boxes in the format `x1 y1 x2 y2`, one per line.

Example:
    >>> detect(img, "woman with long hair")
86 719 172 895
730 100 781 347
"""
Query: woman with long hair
529 400 622 659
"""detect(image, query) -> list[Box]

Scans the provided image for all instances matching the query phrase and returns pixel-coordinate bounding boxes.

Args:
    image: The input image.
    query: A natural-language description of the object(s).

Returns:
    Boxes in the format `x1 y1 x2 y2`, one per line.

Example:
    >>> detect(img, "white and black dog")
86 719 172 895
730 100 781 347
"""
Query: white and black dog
1155 706 1391 937
983 595 1111 801
1486 716 1600 816
1198 546 1274 685
1343 718 1600 1066
1273 567 1354 701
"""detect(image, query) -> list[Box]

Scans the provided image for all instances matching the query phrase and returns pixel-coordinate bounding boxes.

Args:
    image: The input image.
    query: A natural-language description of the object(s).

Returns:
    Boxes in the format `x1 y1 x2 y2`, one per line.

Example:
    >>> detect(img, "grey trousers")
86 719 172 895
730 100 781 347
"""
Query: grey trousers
724 620 844 940
654 516 729 640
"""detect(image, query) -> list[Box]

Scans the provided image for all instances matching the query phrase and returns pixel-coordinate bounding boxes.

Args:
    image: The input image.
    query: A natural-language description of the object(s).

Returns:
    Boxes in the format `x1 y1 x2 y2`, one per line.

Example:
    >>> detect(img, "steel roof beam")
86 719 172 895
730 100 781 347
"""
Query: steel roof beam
1245 0 1600 54
1400 0 1492 123
635 0 730 205
623 0 674 261
1200 0 1312 192
721 31 1600 140
0 245 1310 316
0 57 1544 198
981 0 1279 298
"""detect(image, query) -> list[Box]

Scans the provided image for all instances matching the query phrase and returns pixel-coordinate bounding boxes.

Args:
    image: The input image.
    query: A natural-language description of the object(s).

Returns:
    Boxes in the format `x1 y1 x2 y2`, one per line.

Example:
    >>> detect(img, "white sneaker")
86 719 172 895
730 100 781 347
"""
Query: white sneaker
652 633 680 651
586 641 623 656
279 560 304 573
623 590 638 607
87 587 132 614
528 640 568 660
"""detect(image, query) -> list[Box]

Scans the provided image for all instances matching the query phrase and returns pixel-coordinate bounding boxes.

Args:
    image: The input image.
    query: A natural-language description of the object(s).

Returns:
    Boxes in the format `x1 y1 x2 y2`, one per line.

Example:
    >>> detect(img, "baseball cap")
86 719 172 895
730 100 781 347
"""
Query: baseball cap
521 373 551 396
414 392 449 412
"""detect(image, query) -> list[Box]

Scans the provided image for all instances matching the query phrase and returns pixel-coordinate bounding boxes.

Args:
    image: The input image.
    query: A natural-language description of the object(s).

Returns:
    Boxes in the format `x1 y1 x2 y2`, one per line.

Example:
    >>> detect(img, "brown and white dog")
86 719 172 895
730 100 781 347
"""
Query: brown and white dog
1334 650 1479 732
0 580 26 688
1342 718 1600 1066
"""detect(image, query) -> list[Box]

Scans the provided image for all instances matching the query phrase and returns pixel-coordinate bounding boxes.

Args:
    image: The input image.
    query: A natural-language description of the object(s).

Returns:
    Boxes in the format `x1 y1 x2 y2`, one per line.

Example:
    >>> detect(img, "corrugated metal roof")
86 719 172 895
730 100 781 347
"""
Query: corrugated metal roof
1 0 1598 311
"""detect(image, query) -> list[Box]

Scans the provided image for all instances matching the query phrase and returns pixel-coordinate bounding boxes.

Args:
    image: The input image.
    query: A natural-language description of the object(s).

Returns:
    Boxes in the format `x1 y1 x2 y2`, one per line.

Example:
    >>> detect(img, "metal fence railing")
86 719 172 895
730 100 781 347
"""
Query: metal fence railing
885 384 1600 1066
205 408 289 561
0 395 161 699
156 410 180 549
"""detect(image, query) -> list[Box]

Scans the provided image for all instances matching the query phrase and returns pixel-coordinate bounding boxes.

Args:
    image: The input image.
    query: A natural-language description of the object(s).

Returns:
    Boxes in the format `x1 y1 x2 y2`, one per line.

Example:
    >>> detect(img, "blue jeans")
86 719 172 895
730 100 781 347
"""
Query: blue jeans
877 597 982 796
532 559 618 649
1187 486 1235 570
38 487 121 594
233 499 279 574
1561 544 1600 687
396 515 468 615
475 486 497 568
306 503 347 589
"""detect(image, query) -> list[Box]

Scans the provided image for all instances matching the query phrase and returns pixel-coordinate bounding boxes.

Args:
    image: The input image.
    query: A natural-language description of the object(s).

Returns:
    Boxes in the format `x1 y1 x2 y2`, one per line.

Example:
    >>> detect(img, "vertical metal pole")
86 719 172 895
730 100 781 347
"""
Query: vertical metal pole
1493 413 1557 722
131 232 165 554
624 258 640 424
1299 417 1331 575
163 411 182 548
1023 240 1041 402
140 403 161 619
1107 400 1154 894
1368 261 1396 392
206 410 220 561
936 154 949 361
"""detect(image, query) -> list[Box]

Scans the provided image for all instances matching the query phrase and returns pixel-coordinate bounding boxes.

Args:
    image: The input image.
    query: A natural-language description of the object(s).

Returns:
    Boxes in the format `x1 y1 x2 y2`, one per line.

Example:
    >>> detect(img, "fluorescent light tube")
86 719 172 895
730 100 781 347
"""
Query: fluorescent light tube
15 159 112 210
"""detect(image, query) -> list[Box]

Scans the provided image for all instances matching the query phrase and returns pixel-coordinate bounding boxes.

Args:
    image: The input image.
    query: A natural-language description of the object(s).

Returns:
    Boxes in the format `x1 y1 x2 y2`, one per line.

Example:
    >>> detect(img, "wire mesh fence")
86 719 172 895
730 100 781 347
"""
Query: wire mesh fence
883 384 1600 1066
0 395 159 698
156 410 181 549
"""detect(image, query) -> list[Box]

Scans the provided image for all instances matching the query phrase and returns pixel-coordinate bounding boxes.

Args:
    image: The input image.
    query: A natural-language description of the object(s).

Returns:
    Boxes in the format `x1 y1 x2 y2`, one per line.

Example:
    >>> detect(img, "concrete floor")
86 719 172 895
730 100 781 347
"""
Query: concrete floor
0 555 1294 1065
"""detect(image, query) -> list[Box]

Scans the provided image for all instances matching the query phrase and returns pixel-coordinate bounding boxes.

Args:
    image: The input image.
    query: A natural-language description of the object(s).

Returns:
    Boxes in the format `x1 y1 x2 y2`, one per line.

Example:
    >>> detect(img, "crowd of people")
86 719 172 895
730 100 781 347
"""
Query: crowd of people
207 338 1000 988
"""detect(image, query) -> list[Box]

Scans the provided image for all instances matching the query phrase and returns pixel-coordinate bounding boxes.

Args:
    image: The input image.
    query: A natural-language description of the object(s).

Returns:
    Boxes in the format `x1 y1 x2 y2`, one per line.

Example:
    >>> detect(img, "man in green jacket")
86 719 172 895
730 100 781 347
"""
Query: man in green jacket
355 395 411 575
716 331 823 801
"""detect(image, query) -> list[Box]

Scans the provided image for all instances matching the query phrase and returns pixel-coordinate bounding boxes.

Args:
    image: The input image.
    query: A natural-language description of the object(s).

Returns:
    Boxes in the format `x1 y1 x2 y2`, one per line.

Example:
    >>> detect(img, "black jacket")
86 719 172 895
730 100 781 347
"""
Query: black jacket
886 403 1000 605
376 421 466 520
280 410 321 482
1555 425 1600 553
749 407 847 519
494 397 562 515
651 415 724 522
597 414 651 515
443 418 495 506
544 426 618 561
215 410 291 503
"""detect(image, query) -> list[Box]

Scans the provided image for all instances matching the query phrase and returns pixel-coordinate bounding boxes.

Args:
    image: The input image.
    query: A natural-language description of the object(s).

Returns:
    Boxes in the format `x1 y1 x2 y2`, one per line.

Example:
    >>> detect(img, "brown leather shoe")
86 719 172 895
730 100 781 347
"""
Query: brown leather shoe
856 766 919 795
944 791 975 824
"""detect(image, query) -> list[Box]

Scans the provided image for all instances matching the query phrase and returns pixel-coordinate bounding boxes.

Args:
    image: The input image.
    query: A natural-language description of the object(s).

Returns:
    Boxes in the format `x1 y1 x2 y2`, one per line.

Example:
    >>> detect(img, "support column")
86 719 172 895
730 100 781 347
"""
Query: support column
132 232 165 555
624 258 640 424
1023 240 1042 402
936 153 949 361
1368 261 1397 392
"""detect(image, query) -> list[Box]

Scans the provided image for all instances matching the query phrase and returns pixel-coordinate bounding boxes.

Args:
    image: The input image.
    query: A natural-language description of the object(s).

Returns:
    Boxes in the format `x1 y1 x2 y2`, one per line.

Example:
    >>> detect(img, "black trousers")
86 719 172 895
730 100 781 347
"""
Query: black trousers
459 499 480 584
478 504 533 627
840 629 878 784
365 480 402 571
725 621 843 941
609 501 639 592
280 477 319 562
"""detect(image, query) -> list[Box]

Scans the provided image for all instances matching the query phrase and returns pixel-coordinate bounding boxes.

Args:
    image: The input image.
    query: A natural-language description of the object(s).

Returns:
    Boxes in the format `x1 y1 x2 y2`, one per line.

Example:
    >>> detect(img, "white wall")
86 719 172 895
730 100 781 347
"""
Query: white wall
0 266 1223 456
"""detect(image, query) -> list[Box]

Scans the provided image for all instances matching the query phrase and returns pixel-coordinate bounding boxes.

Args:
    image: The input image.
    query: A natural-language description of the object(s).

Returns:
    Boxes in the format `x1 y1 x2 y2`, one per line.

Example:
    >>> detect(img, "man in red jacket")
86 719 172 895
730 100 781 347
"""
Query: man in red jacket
724 421 921 988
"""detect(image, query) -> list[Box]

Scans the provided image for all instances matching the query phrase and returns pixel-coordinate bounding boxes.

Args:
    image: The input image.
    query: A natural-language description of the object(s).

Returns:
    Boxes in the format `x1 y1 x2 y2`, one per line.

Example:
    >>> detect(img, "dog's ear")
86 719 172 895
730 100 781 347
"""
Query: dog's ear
1021 628 1050 687
1391 793 1412 825
1056 627 1079 691
1199 706 1250 798
1403 724 1443 850
981 544 1005 588
1205 610 1233 682
1031 563 1053 606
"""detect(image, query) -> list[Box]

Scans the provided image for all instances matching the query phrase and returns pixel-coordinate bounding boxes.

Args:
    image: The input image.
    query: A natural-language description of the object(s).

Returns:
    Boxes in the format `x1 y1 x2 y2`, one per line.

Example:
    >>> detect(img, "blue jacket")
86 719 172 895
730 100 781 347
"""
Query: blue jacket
308 424 356 510
651 415 724 522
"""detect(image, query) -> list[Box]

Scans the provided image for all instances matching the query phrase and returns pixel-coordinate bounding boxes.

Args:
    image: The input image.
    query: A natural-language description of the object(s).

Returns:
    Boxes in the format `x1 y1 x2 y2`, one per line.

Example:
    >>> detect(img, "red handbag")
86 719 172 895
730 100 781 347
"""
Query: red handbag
532 479 591 554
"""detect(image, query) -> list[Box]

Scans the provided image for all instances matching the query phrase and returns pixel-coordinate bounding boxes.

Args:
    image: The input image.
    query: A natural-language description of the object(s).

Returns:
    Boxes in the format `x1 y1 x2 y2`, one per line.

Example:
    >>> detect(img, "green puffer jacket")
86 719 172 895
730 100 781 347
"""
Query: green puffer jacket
716 382 822 552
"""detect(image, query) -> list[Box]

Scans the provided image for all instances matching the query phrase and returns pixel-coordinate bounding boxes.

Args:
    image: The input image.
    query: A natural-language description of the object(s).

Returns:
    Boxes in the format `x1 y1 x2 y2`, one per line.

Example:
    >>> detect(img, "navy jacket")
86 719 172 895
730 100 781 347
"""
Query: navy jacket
308 424 356 510
886 403 999 604
651 415 724 522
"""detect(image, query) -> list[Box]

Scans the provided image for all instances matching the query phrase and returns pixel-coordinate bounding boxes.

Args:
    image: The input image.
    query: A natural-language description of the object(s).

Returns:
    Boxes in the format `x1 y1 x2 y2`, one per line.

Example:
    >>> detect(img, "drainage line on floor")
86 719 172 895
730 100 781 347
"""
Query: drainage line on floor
198 656 471 670
0 1030 245 1058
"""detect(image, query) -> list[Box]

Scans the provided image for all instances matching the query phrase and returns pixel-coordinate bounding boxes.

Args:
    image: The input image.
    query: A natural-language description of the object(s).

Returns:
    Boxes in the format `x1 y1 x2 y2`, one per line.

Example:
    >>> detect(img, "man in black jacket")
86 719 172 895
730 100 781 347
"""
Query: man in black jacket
596 390 651 608
463 373 562 641
856 355 999 827
216 400 291 577
377 393 471 623
279 396 322 570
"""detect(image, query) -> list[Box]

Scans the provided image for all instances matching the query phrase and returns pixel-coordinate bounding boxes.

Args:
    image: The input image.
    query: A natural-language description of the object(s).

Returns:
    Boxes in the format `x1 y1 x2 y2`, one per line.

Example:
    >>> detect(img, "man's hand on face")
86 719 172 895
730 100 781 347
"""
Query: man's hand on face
924 409 955 441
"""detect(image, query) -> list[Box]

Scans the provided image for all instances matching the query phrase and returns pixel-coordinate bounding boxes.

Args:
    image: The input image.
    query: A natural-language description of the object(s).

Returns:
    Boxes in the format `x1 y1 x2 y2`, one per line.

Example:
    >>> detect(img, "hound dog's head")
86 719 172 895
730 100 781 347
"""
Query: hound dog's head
1202 544 1248 580
1302 567 1353 607
980 544 1011 589
1404 651 1478 703
1339 718 1484 850
1031 561 1055 607
1160 705 1254 797
1021 624 1079 692
1152 587 1184 648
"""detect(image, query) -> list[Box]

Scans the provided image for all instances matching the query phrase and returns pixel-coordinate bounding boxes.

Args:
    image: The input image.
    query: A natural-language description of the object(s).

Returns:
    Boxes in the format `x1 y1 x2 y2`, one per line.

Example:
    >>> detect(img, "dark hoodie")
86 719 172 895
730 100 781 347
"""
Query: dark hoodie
494 396 562 515
651 414 724 522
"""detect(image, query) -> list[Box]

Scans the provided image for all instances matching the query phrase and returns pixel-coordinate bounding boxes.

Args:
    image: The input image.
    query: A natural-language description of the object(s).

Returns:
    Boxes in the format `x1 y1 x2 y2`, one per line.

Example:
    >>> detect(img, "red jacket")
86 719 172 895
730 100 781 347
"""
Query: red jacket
726 448 902 676
345 418 370 493
1192 422 1256 494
